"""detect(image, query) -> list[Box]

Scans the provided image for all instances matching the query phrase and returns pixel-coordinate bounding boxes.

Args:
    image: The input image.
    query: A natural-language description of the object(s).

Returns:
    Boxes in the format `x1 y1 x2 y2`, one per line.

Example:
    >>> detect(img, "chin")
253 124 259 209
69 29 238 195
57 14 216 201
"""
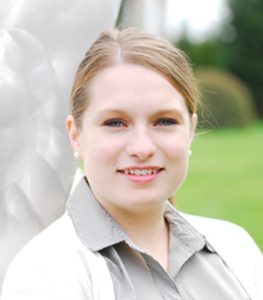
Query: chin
123 190 168 207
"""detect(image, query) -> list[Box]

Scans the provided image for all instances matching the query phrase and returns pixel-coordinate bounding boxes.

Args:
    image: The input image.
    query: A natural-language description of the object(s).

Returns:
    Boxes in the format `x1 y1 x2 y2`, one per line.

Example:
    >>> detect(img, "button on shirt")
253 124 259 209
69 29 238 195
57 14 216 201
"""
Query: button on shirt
68 178 250 299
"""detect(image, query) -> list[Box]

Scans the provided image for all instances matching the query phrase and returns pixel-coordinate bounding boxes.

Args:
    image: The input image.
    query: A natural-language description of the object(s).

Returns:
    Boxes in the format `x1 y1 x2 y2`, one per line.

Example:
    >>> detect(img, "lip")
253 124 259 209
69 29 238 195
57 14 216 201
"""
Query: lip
117 166 164 184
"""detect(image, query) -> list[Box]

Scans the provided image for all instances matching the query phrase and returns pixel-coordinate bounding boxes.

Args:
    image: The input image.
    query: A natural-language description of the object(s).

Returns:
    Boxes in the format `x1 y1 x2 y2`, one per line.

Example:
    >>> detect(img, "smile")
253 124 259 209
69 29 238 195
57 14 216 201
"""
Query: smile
123 169 160 175
117 167 164 183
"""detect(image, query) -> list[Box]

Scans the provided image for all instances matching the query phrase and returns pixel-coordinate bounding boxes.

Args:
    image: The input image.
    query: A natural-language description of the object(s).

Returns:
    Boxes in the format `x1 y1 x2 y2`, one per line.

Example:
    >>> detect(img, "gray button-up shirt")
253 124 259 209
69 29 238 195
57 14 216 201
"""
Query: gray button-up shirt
67 177 250 299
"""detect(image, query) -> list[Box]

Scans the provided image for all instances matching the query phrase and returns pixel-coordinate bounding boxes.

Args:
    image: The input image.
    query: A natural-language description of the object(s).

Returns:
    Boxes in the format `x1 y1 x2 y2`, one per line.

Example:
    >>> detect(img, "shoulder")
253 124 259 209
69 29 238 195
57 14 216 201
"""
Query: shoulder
179 211 263 300
180 212 261 255
1 213 113 300
7 213 90 268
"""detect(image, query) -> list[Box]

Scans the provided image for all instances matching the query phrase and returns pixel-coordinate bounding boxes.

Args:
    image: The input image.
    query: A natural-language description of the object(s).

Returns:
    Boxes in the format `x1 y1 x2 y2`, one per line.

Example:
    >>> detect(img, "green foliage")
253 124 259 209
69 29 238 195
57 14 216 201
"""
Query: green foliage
176 122 263 250
195 67 257 128
177 38 227 69
225 0 263 116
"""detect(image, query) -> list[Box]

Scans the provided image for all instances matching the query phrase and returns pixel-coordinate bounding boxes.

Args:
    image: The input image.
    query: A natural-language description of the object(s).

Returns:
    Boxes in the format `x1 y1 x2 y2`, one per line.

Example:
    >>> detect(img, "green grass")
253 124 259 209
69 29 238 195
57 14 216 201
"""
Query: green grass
175 121 263 251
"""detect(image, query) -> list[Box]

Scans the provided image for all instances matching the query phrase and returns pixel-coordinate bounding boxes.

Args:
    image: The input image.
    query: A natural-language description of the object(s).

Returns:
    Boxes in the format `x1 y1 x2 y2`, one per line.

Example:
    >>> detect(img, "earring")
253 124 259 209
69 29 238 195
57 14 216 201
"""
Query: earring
188 149 192 157
74 152 81 160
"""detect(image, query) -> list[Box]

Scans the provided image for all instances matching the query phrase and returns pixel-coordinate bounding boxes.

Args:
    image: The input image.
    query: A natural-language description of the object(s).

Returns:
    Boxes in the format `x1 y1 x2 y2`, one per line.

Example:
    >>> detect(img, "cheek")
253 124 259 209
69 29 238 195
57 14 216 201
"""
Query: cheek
81 136 122 170
160 135 189 161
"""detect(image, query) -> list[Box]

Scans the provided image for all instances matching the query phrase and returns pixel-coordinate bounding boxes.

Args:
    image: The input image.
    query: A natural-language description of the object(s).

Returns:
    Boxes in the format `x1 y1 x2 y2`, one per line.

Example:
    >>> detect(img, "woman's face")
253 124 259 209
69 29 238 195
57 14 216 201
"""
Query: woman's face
67 64 197 214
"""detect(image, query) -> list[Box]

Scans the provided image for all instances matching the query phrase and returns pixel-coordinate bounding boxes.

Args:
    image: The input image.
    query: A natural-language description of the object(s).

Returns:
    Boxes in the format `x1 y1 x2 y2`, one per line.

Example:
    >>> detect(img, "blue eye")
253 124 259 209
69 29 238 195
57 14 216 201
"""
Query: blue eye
103 119 127 127
155 118 177 126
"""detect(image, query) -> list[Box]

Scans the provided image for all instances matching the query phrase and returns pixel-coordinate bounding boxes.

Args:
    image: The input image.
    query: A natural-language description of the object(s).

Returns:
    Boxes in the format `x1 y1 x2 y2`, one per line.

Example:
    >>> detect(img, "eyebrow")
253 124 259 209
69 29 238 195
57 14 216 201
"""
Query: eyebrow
94 109 129 121
93 109 128 123
151 109 184 116
96 108 184 116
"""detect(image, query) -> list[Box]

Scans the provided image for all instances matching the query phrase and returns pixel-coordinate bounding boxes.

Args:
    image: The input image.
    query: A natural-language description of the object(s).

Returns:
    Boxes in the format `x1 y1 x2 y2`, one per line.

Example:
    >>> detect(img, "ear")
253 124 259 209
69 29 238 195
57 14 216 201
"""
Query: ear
189 113 198 143
66 115 83 160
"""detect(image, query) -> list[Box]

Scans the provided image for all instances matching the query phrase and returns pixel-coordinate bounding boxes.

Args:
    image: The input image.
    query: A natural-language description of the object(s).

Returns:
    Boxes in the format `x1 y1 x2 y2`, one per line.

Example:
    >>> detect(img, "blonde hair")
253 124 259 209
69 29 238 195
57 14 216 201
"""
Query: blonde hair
70 27 199 128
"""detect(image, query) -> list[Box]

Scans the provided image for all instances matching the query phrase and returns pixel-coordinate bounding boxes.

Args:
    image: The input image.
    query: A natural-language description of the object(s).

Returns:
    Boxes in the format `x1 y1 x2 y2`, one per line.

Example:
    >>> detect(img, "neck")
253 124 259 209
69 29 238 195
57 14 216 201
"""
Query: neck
106 202 170 271
107 200 166 233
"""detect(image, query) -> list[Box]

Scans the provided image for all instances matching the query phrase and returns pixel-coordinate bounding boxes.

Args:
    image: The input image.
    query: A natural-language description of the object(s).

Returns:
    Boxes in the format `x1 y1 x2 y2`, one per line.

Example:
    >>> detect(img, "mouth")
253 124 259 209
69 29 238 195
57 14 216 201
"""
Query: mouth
117 166 164 178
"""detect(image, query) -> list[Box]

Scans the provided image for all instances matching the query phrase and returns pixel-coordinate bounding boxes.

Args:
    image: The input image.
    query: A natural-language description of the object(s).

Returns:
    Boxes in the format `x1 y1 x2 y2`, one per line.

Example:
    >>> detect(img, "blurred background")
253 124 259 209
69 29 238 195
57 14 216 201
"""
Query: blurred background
118 0 263 250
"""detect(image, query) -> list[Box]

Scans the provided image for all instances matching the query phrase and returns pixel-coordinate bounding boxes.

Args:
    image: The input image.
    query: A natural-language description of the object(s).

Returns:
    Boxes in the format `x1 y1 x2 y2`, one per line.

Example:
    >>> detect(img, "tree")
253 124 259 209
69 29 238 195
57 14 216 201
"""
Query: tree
176 38 227 70
223 0 263 116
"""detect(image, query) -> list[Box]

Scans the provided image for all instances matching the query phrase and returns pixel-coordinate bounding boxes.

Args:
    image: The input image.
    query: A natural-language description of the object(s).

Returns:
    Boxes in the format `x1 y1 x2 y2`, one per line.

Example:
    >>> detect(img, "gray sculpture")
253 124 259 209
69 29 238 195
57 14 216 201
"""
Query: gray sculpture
0 0 121 290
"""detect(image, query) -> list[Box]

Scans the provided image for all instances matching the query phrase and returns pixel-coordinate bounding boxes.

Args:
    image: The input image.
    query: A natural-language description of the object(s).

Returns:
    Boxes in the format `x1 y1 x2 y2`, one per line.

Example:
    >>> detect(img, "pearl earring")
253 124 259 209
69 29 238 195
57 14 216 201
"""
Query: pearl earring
74 152 81 160
188 149 192 157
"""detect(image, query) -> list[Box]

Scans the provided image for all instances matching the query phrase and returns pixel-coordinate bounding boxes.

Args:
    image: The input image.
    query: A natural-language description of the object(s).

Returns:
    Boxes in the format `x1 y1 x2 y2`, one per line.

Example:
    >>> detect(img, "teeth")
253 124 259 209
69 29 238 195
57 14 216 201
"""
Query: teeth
123 169 160 176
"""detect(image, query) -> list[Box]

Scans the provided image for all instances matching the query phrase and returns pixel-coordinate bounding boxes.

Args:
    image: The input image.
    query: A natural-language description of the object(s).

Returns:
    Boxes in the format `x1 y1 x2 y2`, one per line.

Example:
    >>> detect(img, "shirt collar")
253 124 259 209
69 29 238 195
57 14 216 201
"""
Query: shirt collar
67 177 207 253
67 177 126 251
165 203 206 252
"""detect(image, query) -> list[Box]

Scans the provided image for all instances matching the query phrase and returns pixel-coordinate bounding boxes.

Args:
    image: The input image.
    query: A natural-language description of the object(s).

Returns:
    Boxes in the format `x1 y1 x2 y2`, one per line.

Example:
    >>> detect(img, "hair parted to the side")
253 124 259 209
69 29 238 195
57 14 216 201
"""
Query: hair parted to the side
70 27 200 128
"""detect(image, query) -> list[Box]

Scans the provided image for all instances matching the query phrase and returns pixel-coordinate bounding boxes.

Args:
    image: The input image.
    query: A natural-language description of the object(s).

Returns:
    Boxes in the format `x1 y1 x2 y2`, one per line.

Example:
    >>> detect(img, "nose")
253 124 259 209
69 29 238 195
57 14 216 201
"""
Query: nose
126 127 157 161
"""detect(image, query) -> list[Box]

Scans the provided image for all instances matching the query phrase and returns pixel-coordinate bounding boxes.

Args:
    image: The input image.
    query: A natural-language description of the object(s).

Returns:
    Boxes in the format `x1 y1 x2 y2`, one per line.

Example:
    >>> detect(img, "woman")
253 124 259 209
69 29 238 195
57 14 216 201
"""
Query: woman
1 27 262 299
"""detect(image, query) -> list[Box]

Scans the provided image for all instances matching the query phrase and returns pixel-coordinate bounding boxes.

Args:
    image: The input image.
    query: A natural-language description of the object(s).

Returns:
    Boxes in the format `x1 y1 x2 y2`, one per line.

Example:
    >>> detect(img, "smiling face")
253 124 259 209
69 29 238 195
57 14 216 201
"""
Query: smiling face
67 63 197 215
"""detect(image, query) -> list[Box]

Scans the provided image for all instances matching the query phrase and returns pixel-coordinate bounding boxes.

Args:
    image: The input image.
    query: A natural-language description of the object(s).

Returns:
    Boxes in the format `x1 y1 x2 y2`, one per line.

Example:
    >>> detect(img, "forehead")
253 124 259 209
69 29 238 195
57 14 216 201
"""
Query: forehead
86 63 188 113
90 64 176 93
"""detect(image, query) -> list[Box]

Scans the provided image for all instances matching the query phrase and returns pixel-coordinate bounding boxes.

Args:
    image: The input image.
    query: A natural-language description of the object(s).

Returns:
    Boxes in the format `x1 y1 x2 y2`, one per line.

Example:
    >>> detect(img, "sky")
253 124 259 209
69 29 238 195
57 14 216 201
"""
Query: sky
165 0 230 42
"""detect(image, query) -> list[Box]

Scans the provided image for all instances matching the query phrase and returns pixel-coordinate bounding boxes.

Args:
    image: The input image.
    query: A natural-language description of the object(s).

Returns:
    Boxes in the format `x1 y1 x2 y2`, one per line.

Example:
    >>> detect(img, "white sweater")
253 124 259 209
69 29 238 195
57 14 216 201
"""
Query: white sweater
1 211 262 300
